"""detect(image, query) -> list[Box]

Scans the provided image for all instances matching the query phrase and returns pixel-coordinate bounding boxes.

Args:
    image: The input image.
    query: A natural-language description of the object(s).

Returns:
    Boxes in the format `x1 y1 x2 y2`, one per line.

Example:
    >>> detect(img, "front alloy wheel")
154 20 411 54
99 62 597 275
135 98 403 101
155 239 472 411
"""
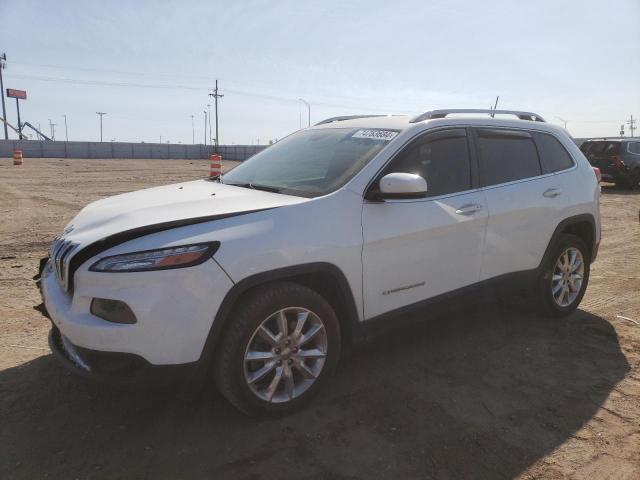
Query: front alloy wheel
244 307 327 403
215 282 341 415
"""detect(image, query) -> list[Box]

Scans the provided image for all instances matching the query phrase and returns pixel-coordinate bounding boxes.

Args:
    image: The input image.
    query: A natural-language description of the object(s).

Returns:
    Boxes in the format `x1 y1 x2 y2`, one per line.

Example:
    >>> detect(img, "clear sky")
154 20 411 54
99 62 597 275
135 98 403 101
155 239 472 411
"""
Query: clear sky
0 0 638 144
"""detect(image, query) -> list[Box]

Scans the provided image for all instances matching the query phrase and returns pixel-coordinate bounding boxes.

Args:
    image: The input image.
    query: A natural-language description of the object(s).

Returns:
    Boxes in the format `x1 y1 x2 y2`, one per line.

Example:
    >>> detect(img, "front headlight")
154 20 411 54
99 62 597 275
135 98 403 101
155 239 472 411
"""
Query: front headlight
89 242 220 272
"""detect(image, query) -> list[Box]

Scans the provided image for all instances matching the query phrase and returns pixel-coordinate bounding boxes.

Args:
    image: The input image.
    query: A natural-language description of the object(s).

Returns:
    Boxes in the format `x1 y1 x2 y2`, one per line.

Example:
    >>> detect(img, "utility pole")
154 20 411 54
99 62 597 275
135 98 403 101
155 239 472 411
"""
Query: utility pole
627 115 636 137
207 104 212 145
203 110 207 145
48 119 56 140
15 97 22 137
96 112 106 142
63 114 68 141
0 53 7 139
299 98 310 127
208 79 224 149
191 114 195 144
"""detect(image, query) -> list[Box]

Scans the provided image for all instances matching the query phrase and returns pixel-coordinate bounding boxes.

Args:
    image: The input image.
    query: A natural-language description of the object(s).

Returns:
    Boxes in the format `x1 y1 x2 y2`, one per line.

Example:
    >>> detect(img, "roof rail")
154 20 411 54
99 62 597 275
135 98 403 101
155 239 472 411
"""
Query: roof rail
410 109 546 123
314 114 387 126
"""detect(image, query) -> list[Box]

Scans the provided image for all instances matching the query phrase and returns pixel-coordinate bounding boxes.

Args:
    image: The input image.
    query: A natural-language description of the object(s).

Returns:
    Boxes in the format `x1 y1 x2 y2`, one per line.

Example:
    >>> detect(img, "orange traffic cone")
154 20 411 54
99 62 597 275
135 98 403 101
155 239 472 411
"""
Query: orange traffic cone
209 154 221 178
13 149 23 166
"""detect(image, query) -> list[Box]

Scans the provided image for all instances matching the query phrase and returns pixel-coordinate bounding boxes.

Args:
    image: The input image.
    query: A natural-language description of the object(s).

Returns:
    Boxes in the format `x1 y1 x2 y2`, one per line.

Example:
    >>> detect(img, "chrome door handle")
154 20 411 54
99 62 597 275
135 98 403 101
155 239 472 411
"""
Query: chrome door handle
455 204 483 215
543 188 562 198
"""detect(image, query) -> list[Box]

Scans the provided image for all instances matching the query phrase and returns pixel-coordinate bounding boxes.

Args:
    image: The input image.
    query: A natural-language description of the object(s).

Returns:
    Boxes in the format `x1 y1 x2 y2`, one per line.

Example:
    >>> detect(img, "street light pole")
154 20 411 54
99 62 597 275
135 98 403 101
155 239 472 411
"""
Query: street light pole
207 104 212 145
48 119 56 140
203 110 207 145
555 116 568 129
0 53 8 139
63 114 68 141
191 114 195 144
96 112 106 142
299 98 310 127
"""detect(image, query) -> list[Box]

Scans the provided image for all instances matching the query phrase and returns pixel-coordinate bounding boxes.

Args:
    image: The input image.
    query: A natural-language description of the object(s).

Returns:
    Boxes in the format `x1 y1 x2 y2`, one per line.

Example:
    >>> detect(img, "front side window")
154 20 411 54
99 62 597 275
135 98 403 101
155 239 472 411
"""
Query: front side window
222 128 397 197
382 130 471 197
476 129 541 186
533 132 574 173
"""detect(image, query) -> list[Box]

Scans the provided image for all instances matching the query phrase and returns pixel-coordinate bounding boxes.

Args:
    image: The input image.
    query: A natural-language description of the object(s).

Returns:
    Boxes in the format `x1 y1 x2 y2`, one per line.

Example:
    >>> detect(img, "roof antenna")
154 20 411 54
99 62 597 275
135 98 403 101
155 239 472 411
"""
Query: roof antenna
490 96 500 118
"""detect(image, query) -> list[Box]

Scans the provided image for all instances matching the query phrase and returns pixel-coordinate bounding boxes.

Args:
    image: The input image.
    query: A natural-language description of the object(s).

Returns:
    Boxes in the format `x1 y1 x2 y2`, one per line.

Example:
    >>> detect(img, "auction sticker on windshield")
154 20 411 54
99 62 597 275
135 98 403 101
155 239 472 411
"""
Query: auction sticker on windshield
351 129 398 141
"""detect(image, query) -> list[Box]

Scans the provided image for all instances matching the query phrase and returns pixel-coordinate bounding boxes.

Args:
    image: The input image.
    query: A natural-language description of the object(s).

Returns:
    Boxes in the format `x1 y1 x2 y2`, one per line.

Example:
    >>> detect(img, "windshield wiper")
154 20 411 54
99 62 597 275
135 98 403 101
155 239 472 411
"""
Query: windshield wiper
224 182 283 193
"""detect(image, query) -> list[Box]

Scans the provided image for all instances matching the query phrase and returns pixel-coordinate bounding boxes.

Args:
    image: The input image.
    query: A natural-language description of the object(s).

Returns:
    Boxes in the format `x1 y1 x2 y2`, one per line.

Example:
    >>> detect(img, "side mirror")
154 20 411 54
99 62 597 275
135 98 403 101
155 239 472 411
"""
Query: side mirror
377 172 428 199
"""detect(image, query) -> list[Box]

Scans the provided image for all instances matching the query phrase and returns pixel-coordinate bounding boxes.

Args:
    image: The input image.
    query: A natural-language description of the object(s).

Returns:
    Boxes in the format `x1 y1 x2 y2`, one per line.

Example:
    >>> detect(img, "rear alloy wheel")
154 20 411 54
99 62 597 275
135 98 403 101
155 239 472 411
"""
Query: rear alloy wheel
537 234 590 317
215 282 340 415
550 247 585 308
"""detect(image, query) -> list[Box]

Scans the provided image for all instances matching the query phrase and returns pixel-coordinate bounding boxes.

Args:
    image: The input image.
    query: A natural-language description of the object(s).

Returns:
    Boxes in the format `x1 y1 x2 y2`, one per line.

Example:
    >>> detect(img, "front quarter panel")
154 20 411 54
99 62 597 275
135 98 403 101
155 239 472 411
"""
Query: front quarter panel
213 189 365 321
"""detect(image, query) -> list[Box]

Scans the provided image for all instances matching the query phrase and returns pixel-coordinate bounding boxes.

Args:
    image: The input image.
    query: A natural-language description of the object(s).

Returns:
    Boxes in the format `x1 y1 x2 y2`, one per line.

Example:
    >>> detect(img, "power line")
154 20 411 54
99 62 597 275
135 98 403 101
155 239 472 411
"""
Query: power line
8 67 630 135
9 72 419 114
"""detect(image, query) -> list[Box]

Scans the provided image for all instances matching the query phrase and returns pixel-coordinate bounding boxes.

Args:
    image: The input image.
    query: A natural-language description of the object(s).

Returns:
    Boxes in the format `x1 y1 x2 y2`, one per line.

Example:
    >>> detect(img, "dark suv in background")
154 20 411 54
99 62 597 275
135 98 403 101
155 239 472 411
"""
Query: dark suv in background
580 139 640 188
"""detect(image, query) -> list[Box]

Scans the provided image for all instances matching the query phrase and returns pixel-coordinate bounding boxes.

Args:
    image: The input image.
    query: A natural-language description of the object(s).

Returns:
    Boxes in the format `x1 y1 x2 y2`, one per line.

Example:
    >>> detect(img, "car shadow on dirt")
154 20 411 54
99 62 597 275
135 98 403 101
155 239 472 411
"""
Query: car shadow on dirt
0 305 629 480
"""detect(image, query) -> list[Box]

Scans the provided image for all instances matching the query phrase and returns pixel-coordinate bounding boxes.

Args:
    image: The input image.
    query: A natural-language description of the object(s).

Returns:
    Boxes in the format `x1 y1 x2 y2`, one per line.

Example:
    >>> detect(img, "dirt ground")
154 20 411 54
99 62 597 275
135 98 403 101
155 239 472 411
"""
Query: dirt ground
1 158 639 480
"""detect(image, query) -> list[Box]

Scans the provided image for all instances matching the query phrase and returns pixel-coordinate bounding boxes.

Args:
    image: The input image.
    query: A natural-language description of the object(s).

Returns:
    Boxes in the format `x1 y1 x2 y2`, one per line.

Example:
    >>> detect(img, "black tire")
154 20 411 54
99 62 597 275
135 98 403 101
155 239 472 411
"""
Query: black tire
614 180 636 189
214 281 341 416
536 234 590 317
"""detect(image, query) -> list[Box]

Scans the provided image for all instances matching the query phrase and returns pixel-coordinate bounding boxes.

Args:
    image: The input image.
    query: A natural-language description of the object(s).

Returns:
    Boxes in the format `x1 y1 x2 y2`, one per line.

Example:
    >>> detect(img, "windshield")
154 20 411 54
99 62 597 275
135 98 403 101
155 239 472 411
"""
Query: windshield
221 127 398 197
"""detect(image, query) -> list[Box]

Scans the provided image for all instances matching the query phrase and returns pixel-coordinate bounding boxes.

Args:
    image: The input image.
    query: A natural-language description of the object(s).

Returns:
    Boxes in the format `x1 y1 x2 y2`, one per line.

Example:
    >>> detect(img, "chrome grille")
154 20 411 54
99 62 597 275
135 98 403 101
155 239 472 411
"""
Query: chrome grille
49 237 78 291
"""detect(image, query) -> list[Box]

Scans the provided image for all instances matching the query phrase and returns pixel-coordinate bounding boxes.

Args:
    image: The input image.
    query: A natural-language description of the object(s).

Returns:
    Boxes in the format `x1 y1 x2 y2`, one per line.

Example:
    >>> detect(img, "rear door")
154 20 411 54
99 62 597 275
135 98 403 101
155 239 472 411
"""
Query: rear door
473 128 571 280
361 128 488 320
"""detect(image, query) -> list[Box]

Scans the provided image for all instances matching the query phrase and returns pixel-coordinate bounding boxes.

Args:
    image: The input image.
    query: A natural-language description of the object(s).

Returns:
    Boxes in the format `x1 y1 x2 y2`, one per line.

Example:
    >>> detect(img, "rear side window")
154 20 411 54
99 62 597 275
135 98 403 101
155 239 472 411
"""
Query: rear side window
533 132 574 173
579 142 593 154
628 142 640 154
476 129 542 186
587 141 621 156
385 130 471 197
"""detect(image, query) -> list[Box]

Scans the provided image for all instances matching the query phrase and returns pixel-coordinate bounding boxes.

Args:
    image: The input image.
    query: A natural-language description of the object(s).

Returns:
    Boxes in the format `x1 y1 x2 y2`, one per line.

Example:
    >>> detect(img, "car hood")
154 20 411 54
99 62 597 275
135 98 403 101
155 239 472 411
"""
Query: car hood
64 179 308 246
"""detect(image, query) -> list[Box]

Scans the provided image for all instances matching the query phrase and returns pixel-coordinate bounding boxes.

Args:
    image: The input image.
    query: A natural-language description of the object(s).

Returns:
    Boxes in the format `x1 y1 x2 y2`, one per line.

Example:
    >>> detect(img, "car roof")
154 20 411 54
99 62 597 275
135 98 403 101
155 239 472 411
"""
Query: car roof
311 115 414 130
583 138 640 143
312 113 569 137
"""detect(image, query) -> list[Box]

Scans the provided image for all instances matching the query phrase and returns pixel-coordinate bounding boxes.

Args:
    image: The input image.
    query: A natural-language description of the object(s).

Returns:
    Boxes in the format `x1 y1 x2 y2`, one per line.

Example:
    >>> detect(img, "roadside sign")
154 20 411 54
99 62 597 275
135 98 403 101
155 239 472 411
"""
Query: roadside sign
6 88 27 100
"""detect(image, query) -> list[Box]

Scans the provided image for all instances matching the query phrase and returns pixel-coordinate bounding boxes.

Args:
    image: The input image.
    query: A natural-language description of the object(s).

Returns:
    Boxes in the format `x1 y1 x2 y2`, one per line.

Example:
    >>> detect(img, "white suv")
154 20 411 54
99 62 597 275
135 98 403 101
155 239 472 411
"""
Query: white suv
37 109 601 415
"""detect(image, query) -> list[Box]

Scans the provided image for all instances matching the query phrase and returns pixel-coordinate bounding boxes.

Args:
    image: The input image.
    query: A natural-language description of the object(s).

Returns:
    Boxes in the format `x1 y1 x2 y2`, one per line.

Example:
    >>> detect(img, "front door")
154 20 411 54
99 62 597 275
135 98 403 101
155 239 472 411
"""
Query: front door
361 128 488 320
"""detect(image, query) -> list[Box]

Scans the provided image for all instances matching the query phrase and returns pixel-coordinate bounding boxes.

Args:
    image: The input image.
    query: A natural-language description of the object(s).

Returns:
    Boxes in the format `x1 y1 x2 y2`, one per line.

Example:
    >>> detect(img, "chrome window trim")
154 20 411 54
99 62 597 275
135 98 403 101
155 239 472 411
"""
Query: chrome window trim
477 163 578 193
363 123 579 198
366 187 483 205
